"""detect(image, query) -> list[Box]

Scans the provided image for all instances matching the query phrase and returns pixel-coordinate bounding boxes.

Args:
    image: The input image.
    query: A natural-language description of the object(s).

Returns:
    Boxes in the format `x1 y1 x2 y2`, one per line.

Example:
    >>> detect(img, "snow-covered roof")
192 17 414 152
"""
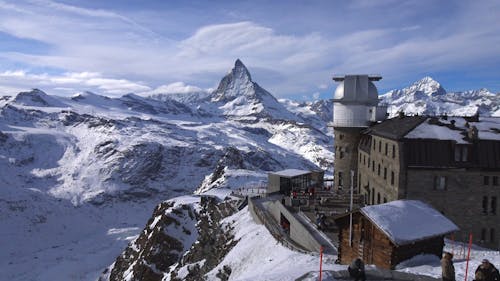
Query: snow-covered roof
360 200 459 246
270 169 311 178
405 117 500 143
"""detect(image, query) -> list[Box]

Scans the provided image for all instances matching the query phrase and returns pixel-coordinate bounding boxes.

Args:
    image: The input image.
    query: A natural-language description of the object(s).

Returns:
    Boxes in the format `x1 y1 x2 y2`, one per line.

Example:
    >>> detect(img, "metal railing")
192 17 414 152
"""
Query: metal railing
249 198 312 255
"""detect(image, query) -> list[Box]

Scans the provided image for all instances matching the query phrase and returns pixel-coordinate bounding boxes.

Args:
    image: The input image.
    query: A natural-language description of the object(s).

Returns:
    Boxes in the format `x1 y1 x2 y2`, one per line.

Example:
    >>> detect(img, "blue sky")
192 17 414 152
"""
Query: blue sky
0 0 498 100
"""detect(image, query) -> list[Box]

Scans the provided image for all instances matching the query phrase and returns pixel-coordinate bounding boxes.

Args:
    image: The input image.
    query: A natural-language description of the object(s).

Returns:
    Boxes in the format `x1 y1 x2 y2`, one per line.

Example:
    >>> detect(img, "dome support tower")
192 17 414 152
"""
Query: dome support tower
332 75 386 191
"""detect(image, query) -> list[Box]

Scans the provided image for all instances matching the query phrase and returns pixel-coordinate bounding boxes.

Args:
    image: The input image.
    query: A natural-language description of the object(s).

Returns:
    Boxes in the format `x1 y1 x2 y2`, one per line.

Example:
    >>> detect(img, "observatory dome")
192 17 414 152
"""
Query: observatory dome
333 75 379 105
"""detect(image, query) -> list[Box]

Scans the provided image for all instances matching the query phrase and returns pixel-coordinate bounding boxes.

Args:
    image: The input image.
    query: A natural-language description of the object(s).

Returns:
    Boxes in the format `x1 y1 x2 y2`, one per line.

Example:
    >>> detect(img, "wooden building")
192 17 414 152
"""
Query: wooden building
334 200 458 269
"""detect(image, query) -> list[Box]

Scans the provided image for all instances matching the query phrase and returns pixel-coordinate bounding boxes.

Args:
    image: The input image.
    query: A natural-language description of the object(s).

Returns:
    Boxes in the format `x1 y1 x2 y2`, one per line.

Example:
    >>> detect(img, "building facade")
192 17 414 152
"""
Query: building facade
356 115 500 249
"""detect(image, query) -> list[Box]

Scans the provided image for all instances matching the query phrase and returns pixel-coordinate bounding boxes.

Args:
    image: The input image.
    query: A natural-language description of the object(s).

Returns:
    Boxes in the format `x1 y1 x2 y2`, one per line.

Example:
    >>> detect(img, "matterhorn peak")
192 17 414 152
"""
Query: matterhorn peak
232 58 252 82
212 59 254 102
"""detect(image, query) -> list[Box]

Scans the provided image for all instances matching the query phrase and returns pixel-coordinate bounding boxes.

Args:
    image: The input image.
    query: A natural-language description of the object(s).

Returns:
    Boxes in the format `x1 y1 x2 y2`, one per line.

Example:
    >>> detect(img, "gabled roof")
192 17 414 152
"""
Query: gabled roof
270 169 311 178
363 116 426 140
360 200 459 246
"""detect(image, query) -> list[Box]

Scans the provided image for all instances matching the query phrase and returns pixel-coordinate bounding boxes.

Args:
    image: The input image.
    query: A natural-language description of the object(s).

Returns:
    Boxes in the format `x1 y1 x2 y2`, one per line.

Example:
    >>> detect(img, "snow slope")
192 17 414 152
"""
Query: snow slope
0 60 333 281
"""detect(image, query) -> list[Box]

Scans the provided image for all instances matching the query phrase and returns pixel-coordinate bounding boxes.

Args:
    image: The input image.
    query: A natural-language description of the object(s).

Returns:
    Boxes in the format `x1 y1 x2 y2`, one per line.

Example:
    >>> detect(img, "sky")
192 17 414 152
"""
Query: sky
0 0 498 100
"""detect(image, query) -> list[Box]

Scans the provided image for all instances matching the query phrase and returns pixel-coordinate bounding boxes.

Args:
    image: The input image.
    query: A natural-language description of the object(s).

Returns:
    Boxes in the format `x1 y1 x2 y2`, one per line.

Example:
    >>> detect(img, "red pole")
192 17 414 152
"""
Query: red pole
464 233 473 281
319 246 323 281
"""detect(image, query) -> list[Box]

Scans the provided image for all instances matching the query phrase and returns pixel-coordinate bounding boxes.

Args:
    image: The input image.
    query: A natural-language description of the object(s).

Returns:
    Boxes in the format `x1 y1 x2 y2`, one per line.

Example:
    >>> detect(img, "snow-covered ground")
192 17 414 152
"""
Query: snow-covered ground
0 189 160 281
1 61 498 280
209 203 500 281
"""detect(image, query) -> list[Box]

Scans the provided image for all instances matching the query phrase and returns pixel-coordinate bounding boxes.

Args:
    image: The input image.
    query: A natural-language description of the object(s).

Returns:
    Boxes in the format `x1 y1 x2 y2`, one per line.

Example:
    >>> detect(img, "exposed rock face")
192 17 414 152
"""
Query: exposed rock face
107 201 184 280
101 196 238 281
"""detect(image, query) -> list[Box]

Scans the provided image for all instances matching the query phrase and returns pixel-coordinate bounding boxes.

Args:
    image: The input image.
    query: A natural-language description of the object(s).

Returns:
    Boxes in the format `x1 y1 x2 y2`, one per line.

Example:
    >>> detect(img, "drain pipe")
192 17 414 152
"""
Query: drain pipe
349 170 354 247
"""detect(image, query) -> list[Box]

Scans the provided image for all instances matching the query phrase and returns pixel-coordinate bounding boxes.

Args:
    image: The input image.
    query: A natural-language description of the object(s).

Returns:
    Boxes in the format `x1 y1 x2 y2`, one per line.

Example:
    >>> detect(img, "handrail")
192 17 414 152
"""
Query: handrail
249 198 312 255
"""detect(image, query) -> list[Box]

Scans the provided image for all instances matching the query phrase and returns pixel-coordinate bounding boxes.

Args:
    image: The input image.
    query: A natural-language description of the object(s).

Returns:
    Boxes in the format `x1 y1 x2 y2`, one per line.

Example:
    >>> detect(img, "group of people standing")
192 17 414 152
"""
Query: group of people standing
441 251 499 281
346 253 498 281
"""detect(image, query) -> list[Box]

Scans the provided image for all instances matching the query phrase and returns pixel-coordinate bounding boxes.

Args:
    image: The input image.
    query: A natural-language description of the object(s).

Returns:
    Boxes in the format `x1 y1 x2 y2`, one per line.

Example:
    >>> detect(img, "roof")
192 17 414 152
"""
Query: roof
363 116 426 140
365 116 500 142
270 169 311 178
406 117 500 143
360 200 459 246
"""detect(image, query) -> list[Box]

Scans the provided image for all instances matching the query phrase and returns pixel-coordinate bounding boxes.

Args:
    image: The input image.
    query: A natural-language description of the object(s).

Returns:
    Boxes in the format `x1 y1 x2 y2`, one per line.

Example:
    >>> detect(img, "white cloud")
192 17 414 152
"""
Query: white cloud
148 82 205 95
0 1 499 99
0 70 151 97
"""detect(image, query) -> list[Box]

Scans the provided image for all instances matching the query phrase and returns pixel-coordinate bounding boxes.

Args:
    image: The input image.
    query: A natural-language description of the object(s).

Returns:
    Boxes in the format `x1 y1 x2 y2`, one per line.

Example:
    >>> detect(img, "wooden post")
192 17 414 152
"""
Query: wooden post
464 233 473 281
319 246 323 281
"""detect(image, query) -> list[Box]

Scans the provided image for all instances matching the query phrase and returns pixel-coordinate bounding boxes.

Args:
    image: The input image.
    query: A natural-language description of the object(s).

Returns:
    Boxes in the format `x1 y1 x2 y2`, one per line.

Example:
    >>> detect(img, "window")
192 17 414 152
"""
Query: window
378 141 381 152
372 161 375 172
454 145 469 162
371 188 375 205
377 192 381 204
391 171 395 185
368 158 370 168
434 176 446 190
484 176 490 185
366 189 370 205
338 172 343 187
339 150 344 159
383 167 387 180
359 154 362 163
392 144 396 158
493 176 499 186
483 196 488 214
491 228 496 242
363 155 366 165
491 196 497 215
377 164 381 176
339 134 344 140
481 228 486 241
372 139 375 150
383 197 387 203
385 143 388 155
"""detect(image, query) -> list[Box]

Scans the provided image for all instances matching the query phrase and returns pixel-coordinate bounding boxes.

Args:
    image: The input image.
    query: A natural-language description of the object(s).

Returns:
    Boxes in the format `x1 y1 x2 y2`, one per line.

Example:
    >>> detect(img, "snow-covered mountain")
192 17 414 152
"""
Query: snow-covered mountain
2 60 499 280
381 76 500 117
0 60 333 281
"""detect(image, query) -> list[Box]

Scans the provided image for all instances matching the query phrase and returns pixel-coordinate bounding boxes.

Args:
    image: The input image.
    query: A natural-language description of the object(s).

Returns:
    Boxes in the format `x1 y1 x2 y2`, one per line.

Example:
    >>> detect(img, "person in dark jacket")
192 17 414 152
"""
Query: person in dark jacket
441 252 456 281
474 259 500 281
348 258 366 281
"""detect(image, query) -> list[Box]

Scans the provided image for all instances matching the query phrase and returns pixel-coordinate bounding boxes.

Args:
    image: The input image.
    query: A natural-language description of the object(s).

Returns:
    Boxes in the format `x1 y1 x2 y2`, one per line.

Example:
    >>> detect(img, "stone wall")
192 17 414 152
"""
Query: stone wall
358 136 402 205
334 127 364 191
406 169 500 250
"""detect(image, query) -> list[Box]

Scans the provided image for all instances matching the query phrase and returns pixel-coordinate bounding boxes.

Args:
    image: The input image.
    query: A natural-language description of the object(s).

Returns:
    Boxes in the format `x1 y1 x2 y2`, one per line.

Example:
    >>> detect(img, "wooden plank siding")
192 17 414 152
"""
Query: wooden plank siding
336 212 445 269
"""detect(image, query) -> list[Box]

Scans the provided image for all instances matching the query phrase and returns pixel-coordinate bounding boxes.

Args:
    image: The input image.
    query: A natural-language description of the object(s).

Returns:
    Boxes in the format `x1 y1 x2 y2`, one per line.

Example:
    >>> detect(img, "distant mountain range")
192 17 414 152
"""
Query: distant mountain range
380 76 499 117
1 60 498 281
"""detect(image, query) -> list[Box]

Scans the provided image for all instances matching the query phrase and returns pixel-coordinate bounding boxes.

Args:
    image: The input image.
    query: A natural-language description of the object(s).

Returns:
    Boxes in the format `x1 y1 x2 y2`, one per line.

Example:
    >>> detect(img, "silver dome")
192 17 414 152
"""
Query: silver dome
333 75 379 105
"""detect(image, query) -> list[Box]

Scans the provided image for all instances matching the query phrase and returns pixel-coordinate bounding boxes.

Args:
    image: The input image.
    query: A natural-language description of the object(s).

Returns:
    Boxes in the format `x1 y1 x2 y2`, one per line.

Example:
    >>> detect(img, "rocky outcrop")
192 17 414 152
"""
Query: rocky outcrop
101 196 238 281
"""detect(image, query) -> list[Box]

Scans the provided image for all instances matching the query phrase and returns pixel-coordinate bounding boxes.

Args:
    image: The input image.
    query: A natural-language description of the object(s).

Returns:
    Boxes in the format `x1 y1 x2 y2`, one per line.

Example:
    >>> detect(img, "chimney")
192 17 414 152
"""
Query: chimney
468 126 478 140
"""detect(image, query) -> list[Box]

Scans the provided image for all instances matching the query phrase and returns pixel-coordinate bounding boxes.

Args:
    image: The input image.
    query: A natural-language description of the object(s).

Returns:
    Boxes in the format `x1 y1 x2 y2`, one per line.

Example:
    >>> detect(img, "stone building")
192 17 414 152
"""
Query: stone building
332 76 500 250
356 115 500 250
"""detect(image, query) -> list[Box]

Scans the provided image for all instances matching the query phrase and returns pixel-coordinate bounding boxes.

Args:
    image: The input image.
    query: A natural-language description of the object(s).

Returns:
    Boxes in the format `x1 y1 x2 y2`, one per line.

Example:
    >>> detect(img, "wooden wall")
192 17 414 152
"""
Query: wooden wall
336 213 445 270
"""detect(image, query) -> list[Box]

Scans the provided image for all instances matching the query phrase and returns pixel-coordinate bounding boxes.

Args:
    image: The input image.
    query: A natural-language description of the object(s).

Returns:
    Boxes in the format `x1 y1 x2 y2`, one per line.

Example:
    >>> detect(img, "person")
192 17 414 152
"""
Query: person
474 259 500 281
441 251 455 281
348 257 366 281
